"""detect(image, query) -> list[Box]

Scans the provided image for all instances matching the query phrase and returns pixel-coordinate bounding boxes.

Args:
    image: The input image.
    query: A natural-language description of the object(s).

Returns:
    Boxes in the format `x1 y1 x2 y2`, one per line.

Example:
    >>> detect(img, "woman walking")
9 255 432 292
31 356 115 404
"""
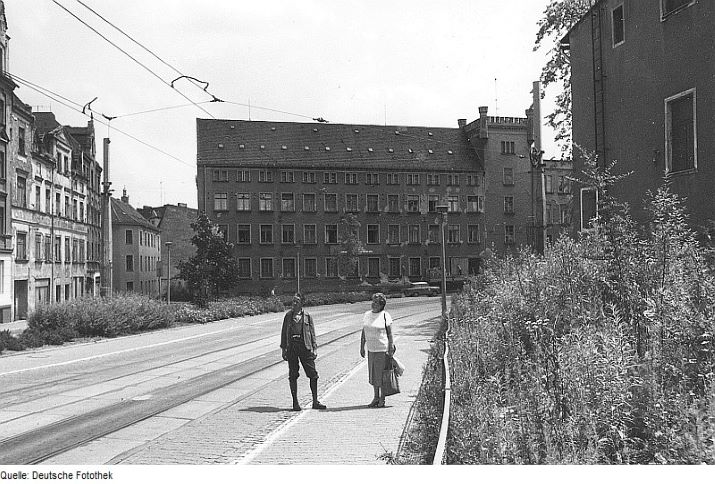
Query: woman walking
360 293 395 408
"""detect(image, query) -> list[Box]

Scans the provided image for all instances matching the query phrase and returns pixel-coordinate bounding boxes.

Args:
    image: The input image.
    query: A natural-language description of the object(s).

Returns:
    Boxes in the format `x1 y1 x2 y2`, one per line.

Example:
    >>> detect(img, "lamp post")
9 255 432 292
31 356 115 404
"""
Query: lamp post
436 203 449 322
165 241 173 304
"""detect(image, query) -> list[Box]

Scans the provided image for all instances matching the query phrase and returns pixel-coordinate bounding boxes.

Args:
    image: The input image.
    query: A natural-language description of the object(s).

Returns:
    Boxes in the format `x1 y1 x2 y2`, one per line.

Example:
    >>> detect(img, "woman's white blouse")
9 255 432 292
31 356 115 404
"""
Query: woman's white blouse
363 310 393 353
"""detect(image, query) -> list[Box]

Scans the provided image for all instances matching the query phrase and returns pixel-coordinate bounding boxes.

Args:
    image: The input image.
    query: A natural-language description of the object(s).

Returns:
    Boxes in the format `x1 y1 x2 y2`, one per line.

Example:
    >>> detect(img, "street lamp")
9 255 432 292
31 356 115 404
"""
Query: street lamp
435 203 449 322
165 241 173 304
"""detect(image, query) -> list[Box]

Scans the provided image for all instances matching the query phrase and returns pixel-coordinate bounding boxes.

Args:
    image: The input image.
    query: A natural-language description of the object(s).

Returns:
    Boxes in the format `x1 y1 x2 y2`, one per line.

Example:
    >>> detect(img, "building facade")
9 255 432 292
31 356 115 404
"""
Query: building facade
0 2 14 321
565 0 714 232
111 191 161 295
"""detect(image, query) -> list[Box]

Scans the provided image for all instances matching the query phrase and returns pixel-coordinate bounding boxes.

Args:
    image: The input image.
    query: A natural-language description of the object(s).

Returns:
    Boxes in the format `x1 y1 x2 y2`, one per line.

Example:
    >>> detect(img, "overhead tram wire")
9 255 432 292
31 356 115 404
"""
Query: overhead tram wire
50 0 215 119
12 75 195 169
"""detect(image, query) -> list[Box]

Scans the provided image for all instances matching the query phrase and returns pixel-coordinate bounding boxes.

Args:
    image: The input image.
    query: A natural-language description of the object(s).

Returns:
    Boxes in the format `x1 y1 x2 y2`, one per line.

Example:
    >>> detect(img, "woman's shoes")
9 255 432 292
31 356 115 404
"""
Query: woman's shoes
367 398 380 408
377 398 385 408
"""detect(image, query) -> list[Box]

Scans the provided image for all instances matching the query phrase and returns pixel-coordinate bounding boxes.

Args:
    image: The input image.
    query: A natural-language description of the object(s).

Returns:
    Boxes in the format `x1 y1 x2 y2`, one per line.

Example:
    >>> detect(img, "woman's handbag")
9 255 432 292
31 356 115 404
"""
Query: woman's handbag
382 355 401 396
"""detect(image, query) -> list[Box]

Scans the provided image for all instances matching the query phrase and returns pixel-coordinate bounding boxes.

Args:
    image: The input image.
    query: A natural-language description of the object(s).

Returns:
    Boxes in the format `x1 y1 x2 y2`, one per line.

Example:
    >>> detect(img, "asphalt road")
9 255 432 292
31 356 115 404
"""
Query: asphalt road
0 296 443 464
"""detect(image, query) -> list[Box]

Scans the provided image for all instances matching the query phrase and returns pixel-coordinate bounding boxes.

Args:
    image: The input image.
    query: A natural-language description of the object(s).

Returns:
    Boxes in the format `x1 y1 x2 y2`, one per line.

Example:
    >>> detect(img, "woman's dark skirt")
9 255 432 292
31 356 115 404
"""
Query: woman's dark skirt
367 351 387 386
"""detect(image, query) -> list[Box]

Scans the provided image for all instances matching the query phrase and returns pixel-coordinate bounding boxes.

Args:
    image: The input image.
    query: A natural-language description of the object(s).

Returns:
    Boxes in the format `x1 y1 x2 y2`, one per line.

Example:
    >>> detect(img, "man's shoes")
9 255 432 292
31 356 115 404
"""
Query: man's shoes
377 398 385 408
312 401 327 410
292 401 302 411
367 398 380 408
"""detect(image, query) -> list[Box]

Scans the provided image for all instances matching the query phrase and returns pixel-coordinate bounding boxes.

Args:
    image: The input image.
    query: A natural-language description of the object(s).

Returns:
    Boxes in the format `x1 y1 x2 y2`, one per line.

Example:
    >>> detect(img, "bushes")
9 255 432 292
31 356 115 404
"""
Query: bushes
172 296 285 324
440 168 714 464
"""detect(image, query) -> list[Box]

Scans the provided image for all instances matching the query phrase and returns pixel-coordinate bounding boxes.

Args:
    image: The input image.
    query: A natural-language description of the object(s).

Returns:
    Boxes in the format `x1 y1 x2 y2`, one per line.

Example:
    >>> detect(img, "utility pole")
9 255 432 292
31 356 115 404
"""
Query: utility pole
165 241 173 304
100 138 113 296
530 81 547 253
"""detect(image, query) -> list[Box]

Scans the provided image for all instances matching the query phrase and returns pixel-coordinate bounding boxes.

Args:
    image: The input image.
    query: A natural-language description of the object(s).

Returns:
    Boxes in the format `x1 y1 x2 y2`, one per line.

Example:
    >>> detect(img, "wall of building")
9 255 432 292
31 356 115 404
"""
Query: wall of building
112 222 161 295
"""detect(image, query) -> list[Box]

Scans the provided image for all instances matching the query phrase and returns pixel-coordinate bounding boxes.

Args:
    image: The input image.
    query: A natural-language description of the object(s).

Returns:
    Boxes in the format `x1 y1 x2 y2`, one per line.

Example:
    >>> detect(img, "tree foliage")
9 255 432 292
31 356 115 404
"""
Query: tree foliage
177 213 240 307
337 213 366 279
534 0 592 154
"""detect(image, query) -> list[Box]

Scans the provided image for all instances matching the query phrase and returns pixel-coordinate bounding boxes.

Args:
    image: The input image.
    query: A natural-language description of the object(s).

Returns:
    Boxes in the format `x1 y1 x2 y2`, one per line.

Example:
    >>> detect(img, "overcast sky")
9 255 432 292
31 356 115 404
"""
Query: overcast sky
6 0 559 209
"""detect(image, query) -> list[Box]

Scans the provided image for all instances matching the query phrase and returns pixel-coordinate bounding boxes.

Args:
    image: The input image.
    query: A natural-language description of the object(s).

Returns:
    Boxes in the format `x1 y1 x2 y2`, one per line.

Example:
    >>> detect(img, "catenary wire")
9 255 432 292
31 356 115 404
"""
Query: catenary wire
50 0 215 119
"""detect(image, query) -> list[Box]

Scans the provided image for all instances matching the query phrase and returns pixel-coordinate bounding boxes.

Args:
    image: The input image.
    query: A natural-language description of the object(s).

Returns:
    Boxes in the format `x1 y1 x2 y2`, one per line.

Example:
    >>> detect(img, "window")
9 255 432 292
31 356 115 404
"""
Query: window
65 238 70 262
258 170 274 183
126 282 133 292
0 151 4 179
237 170 251 182
386 173 399 185
304 258 317 278
409 258 421 277
126 229 133 244
406 174 420 185
16 232 27 260
665 89 696 173
34 186 40 211
612 4 625 47
65 196 70 217
580 188 599 231
505 225 515 245
388 257 401 277
282 258 296 278
447 225 460 244
324 193 337 212
126 254 134 272
260 224 273 244
427 174 439 186
303 193 316 212
345 194 359 212
501 141 515 154
366 173 380 185
212 169 229 182
44 235 51 262
18 127 26 156
260 258 274 278
323 172 338 184
214 193 228 211
238 225 251 244
408 225 420 244
238 258 251 278
468 225 480 244
466 174 480 186
367 257 380 278
56 193 61 216
545 175 553 194
558 176 571 194
467 195 484 213
387 194 399 213
259 193 273 211
504 196 514 214
302 171 317 184
282 224 295 244
281 193 295 212
325 257 338 278
325 224 338 244
503 167 514 185
388 225 400 244
662 0 694 18
280 171 295 183
428 224 439 243
16 176 26 207
54 236 61 262
428 195 439 213
446 196 459 213
407 195 419 213
72 238 78 262
367 224 379 244
447 174 459 186
237 193 251 211
345 173 358 185
561 205 571 225
304 224 317 244
366 194 379 213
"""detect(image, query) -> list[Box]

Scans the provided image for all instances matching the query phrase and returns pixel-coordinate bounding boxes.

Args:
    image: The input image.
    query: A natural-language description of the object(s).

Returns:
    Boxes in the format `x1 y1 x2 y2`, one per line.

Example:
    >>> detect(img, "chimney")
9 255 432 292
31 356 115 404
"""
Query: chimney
121 188 129 204
177 203 187 208
478 106 489 138
457 119 466 129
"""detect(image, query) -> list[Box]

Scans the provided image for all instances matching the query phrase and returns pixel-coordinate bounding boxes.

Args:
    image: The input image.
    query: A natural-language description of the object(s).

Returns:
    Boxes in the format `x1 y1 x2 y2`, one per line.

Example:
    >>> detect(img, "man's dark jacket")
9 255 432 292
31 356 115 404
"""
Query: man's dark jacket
280 310 318 354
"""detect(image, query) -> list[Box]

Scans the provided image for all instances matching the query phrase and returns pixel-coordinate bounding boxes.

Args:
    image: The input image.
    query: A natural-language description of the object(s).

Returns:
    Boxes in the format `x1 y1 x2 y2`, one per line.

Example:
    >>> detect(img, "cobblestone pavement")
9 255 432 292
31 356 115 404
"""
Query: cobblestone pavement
109 314 439 465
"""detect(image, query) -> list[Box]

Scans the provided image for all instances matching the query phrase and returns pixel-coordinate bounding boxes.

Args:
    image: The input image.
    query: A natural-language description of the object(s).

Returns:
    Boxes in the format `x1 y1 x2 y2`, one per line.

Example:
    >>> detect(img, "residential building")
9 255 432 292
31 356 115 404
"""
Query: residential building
564 0 714 233
543 158 574 244
197 118 496 295
138 202 198 297
0 2 13 321
111 190 161 295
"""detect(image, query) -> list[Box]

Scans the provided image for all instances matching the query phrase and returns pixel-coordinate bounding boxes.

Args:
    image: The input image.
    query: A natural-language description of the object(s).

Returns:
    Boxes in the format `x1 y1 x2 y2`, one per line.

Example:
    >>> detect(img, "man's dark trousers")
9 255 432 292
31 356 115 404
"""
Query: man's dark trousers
288 340 319 409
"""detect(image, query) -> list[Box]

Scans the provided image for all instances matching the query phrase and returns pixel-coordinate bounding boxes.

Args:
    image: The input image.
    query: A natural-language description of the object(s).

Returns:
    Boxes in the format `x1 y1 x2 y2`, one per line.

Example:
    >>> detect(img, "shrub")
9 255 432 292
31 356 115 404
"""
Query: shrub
0 329 26 353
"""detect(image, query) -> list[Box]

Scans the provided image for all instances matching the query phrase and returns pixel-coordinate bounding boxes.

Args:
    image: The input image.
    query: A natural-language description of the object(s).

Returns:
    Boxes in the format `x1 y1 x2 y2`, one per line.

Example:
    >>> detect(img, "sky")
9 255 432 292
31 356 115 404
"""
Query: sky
5 0 561 210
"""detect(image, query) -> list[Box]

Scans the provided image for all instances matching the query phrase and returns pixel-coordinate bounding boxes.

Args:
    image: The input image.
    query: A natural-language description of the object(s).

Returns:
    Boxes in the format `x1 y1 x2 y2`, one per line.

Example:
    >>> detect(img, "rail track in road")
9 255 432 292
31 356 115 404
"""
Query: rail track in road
0 312 419 465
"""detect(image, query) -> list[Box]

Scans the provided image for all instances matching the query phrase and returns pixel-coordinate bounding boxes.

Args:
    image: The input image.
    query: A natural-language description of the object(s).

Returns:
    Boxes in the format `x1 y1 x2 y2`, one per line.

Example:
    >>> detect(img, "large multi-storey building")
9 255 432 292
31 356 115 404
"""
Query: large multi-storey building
0 2 14 321
564 0 713 233
111 190 161 295
196 104 558 294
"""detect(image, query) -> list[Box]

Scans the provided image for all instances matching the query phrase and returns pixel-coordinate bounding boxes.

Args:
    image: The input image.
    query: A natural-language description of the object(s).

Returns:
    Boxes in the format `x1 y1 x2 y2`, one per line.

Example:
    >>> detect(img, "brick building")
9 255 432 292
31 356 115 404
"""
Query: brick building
0 2 14 321
111 190 161 295
138 203 198 297
564 0 714 233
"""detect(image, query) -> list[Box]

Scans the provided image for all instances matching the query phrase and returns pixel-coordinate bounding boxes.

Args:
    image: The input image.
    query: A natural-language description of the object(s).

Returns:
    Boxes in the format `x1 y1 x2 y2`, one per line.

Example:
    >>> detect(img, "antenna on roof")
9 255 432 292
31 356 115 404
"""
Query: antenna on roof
248 98 251 121
494 78 499 116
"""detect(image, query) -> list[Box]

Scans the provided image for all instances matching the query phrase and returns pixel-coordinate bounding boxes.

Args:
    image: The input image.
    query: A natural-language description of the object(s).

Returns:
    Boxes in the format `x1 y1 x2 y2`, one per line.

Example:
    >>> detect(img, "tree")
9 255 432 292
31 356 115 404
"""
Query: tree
177 213 240 307
337 213 365 282
534 0 592 155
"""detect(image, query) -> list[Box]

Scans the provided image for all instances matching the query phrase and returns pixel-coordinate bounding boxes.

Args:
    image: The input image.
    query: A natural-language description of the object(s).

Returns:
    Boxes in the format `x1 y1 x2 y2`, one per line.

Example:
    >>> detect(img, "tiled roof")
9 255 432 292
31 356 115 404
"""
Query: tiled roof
196 119 482 172
111 197 160 232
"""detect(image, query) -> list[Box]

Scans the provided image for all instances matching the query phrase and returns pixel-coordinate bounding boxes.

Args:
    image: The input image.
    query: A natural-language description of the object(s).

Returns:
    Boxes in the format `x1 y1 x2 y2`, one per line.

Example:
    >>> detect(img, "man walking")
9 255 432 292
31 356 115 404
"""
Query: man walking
280 293 327 411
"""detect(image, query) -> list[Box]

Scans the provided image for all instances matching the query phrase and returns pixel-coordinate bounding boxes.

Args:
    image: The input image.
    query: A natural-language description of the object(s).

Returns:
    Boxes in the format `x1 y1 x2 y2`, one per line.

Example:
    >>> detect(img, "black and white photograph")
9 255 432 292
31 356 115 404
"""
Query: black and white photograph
0 0 713 480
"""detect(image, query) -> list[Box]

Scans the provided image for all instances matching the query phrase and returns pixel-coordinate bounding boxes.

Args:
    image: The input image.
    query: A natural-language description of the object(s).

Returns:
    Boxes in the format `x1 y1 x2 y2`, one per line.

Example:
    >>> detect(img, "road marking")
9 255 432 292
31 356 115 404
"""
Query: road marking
234 360 368 465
